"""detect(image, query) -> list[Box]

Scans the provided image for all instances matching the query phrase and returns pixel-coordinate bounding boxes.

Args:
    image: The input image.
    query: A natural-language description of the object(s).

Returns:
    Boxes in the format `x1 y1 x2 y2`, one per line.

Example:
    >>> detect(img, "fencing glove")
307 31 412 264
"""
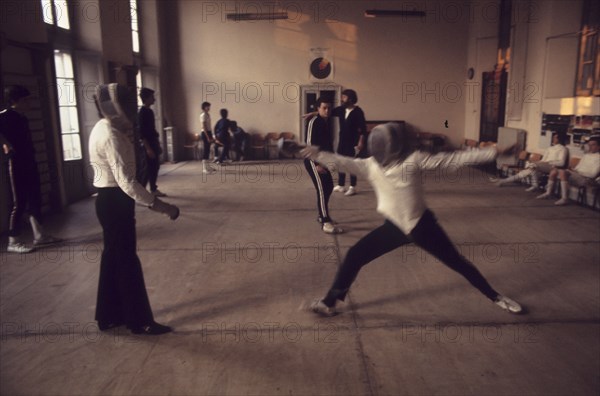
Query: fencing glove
149 198 180 220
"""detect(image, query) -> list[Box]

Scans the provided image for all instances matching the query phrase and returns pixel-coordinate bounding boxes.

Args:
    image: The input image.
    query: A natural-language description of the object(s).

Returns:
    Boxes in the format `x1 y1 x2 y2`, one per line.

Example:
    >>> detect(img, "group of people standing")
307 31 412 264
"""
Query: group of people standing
199 102 250 174
303 89 367 234
14 82 590 336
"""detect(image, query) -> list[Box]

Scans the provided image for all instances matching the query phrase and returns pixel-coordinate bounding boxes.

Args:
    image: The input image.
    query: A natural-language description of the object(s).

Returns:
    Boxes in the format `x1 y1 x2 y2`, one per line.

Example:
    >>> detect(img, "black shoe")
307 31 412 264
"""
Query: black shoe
130 322 172 335
98 321 123 331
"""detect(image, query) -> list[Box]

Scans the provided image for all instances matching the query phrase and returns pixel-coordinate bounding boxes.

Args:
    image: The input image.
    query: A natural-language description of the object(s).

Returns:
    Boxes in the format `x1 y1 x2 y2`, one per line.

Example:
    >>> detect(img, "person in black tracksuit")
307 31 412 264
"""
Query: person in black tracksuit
0 85 59 253
331 89 367 195
304 97 342 234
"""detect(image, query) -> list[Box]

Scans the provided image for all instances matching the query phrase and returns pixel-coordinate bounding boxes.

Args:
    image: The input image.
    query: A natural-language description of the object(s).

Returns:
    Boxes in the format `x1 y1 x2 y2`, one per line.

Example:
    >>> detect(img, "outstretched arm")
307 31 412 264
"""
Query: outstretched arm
301 146 369 177
417 147 500 171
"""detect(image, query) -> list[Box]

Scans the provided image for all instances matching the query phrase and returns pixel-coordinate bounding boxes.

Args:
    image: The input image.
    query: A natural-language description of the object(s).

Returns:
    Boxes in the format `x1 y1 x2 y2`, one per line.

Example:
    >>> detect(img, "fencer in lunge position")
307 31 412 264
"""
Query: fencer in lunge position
90 83 180 335
301 123 523 316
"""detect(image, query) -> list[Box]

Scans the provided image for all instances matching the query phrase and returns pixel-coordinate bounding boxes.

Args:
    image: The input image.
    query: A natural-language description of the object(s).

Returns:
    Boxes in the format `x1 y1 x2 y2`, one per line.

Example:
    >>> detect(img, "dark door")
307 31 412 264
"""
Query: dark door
479 70 508 142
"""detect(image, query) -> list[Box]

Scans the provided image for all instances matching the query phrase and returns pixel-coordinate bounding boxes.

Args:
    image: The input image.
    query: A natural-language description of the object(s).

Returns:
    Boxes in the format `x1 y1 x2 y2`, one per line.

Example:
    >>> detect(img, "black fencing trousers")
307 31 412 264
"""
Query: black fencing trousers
95 187 154 328
304 158 334 223
323 210 500 306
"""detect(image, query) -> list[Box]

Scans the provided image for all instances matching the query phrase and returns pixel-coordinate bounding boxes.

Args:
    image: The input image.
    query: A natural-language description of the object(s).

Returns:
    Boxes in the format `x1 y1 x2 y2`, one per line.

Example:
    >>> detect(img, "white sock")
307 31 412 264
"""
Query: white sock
530 172 539 188
560 181 569 200
29 216 43 240
8 236 17 245
545 180 554 195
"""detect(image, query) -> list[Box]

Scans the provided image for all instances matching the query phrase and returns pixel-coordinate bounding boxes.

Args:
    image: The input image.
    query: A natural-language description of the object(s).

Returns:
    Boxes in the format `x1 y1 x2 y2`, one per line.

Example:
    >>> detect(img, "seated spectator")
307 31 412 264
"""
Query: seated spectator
498 133 568 190
537 135 600 205
230 121 249 161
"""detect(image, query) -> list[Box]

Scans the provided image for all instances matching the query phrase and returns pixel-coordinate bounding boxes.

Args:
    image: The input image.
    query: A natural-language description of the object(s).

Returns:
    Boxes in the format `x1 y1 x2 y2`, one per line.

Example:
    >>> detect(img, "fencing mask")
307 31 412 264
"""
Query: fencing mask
95 83 137 132
368 122 417 167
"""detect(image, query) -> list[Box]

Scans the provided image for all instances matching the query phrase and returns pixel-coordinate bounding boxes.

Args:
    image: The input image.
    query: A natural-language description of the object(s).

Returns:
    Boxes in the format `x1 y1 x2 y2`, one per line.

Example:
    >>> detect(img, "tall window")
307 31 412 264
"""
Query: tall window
130 0 140 53
576 0 600 96
54 51 82 161
40 0 70 30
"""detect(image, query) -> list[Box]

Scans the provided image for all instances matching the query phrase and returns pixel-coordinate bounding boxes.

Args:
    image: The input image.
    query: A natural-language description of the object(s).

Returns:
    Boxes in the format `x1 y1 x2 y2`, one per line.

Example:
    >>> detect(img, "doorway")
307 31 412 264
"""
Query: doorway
299 84 340 143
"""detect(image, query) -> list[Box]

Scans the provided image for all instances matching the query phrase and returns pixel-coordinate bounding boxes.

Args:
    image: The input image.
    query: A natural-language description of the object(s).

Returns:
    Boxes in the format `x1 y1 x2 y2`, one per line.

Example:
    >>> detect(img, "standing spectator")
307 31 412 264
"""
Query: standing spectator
90 83 179 335
538 135 600 205
199 102 217 174
331 89 367 196
138 88 166 197
0 85 60 253
304 97 343 234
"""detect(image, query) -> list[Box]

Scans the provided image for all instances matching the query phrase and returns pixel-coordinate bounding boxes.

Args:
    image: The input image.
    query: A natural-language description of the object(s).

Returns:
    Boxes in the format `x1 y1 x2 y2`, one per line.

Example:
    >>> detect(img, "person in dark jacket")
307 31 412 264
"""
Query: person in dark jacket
331 89 367 196
0 85 60 253
304 97 342 234
137 87 166 197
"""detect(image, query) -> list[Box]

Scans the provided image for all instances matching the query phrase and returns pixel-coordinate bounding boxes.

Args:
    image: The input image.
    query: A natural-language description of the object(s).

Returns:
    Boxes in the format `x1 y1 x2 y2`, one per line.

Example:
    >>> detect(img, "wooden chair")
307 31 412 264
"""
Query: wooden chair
249 133 266 160
280 132 295 140
501 150 529 177
183 133 201 160
464 139 478 150
265 132 281 159
278 132 298 159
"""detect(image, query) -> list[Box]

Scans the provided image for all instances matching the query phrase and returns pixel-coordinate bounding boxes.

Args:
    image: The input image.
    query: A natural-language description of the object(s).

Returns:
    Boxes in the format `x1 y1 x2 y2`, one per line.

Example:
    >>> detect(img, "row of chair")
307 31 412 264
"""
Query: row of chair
184 131 297 161
251 132 296 160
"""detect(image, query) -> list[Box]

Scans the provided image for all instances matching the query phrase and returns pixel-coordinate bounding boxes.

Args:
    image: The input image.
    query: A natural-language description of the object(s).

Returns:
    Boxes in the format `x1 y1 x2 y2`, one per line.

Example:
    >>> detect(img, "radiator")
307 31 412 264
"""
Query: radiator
496 127 526 169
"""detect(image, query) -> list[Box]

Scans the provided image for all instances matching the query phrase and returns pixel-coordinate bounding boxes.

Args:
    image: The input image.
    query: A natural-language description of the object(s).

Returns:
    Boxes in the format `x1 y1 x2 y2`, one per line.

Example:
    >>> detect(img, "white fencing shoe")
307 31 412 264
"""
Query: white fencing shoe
310 299 337 317
344 186 356 196
322 222 343 234
494 295 523 314
7 242 33 254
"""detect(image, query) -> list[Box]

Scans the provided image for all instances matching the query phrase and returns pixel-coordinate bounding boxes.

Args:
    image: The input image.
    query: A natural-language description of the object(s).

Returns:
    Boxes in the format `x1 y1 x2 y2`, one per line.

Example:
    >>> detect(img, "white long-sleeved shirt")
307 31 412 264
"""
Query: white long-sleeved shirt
540 144 567 167
88 119 155 206
200 111 211 133
574 152 600 179
315 148 497 234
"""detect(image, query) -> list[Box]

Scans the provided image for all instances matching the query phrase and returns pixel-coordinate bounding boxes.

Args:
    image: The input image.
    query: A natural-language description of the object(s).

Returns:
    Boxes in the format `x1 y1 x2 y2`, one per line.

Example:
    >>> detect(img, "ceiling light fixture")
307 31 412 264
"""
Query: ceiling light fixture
364 9 426 18
226 12 288 21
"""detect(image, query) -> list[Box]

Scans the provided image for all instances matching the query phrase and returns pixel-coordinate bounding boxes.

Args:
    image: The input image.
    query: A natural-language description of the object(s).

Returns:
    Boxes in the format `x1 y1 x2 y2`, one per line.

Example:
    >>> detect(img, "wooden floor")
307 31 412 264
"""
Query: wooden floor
1 160 599 396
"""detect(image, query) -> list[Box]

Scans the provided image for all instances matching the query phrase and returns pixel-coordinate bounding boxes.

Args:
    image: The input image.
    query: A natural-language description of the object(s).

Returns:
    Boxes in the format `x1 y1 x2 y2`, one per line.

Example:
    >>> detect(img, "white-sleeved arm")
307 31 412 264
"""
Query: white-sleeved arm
548 146 567 167
315 151 369 178
104 134 155 206
417 147 497 171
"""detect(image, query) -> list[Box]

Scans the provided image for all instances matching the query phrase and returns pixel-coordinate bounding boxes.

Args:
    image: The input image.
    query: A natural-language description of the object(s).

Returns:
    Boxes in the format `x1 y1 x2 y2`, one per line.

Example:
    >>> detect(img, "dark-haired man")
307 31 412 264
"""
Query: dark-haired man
304 97 343 234
331 89 367 196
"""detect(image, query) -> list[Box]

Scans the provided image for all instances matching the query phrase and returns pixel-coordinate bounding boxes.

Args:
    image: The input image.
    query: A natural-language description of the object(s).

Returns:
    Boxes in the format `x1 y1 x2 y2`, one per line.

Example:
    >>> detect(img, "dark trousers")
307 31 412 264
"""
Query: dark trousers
145 156 160 192
95 187 154 328
201 132 220 160
323 210 499 306
217 141 230 162
8 161 42 237
304 159 334 223
338 172 357 187
337 146 357 187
